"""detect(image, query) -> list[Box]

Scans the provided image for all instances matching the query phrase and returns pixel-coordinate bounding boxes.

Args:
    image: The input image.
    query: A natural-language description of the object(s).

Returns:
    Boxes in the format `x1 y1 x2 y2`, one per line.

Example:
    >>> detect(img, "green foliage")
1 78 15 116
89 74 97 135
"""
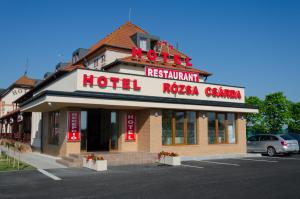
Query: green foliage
245 96 268 133
264 92 290 132
246 92 295 134
288 102 300 132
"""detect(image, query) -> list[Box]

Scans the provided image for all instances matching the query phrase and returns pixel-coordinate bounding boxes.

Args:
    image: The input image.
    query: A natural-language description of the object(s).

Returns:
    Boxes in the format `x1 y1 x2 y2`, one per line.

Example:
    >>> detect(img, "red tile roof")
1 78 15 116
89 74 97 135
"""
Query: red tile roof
78 21 188 63
14 75 36 87
63 64 85 71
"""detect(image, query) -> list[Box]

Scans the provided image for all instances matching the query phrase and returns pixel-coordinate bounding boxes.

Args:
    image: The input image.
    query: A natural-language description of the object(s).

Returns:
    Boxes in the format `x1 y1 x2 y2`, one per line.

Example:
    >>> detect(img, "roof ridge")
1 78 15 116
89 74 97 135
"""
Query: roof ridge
98 21 148 46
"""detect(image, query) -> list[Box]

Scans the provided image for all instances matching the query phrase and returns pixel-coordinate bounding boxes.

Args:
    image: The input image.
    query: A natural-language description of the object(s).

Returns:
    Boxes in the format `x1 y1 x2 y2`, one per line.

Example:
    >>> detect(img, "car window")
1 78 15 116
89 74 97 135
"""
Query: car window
280 135 294 140
269 136 279 141
289 133 300 140
248 136 258 141
260 135 271 141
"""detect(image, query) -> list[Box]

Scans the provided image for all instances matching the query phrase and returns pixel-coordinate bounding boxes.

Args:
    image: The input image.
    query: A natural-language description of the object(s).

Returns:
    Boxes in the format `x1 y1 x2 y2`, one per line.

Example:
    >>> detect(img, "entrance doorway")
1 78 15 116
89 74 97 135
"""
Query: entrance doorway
80 109 119 152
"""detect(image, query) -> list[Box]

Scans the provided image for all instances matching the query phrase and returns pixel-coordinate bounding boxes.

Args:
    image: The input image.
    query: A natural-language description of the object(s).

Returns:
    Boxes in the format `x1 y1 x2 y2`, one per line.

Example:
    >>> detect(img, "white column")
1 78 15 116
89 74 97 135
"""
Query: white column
31 112 42 149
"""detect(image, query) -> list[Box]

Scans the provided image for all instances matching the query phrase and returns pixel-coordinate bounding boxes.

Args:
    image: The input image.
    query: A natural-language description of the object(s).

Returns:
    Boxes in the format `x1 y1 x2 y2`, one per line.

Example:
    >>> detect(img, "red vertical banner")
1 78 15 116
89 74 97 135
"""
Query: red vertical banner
67 111 81 142
125 113 136 141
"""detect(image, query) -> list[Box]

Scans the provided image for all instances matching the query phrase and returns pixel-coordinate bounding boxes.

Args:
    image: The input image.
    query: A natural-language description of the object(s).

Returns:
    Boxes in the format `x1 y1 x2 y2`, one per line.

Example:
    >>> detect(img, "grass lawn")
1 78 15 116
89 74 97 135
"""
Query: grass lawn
0 154 34 171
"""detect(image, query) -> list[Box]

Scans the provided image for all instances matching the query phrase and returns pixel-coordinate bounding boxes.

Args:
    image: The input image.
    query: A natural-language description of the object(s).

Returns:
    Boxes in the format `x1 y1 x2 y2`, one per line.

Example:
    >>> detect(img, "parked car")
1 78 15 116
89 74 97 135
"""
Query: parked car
287 133 300 153
247 134 299 156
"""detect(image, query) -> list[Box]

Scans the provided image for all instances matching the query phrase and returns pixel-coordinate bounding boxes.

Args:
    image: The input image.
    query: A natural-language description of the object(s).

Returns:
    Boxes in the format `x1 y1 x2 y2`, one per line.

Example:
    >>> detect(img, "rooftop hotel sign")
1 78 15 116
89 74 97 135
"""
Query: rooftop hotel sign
131 46 193 67
76 69 245 103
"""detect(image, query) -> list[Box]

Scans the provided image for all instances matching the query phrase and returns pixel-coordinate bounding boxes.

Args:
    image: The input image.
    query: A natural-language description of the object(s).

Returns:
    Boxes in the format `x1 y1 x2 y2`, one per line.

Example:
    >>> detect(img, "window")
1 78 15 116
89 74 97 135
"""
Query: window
80 111 87 151
139 38 147 51
248 136 259 142
208 112 237 144
93 59 98 68
48 111 60 145
227 113 236 144
280 135 294 140
175 112 184 144
72 54 79 64
99 55 105 63
162 110 197 145
162 111 172 145
208 112 216 144
187 112 197 144
218 113 226 144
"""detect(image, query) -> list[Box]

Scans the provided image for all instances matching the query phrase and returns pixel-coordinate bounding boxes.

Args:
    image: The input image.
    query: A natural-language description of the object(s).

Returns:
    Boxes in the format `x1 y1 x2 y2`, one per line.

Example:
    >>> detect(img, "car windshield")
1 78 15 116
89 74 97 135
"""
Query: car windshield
280 135 294 140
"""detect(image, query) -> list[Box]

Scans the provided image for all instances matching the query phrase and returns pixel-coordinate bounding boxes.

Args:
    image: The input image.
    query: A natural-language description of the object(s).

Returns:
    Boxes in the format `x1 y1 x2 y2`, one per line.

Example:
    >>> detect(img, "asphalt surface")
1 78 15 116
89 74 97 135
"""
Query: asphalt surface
1 154 300 199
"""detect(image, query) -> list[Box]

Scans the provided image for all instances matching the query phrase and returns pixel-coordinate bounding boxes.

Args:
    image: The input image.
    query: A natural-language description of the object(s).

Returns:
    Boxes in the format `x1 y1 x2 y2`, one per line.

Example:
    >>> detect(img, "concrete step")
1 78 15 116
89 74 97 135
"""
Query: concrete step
65 152 158 167
62 156 80 163
69 153 81 159
56 159 82 168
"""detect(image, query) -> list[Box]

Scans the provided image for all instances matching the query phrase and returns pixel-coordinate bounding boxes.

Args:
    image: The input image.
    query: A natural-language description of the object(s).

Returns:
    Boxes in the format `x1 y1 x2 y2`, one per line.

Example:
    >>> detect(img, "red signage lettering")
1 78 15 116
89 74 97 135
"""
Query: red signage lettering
205 87 241 99
125 113 136 141
67 112 80 142
163 83 199 96
145 66 199 82
132 47 193 66
83 74 141 91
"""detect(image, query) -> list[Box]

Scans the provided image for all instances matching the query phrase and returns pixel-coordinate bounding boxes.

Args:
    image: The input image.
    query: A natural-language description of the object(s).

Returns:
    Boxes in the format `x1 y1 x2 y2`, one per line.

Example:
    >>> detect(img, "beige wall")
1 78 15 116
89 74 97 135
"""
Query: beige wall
117 109 246 156
42 108 81 157
118 110 138 152
41 107 247 157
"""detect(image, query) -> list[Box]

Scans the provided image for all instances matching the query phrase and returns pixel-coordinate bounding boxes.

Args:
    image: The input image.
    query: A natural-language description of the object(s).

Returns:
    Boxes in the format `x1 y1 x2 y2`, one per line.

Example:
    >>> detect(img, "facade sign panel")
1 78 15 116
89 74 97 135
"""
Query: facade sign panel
67 111 81 142
125 113 136 141
77 69 245 103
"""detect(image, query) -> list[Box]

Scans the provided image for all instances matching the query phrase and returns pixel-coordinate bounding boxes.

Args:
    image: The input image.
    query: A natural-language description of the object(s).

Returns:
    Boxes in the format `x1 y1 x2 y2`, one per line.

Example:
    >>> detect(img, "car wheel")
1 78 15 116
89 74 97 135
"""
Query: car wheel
267 147 276 157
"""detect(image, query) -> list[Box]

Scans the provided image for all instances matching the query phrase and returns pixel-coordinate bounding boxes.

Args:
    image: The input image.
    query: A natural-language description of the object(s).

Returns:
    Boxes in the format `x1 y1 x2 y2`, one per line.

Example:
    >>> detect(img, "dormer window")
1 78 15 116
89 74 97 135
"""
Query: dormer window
140 38 147 51
72 48 88 64
72 53 79 64
131 32 160 51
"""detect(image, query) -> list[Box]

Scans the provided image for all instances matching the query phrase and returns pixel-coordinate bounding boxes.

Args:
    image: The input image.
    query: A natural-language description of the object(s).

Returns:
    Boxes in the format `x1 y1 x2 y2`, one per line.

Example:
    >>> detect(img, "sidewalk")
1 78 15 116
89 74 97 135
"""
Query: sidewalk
0 146 67 169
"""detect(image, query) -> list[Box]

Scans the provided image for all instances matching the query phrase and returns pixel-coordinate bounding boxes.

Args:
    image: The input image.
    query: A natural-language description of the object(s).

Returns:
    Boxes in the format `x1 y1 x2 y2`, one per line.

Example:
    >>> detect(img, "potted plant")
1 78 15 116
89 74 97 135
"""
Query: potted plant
83 154 107 171
158 151 181 166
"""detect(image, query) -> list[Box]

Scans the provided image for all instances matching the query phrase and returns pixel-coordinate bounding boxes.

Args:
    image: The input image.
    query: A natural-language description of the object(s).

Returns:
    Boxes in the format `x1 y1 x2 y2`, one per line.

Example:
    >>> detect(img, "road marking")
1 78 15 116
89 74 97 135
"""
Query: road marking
234 158 278 163
199 160 240 166
263 156 300 161
38 169 61 181
181 164 204 169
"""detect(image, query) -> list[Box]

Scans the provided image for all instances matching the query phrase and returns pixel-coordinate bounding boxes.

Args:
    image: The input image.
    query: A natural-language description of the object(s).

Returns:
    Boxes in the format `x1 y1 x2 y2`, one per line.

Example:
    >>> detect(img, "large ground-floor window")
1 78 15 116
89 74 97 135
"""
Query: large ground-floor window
208 112 237 144
48 111 60 145
162 110 197 145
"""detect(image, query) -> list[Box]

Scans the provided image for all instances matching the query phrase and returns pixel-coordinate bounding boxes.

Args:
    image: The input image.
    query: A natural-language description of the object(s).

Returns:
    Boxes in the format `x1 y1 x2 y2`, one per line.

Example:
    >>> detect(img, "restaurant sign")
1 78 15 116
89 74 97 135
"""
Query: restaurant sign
145 66 199 82
67 111 81 142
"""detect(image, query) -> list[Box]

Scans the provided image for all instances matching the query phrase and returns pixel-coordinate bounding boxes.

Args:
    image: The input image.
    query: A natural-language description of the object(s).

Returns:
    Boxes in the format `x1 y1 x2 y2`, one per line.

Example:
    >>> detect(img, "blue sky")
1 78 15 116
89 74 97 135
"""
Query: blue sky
0 0 299 101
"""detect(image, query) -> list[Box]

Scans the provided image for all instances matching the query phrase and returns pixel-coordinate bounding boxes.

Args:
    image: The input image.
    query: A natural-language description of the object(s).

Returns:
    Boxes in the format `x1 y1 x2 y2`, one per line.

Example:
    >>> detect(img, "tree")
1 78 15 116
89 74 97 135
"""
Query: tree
264 92 290 133
288 102 300 133
245 96 267 133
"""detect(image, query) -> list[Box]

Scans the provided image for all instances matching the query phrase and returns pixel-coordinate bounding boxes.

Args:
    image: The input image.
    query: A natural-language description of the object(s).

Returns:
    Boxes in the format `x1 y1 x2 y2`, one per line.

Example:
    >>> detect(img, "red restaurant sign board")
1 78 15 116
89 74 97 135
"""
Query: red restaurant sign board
145 66 199 82
67 111 81 142
125 113 136 141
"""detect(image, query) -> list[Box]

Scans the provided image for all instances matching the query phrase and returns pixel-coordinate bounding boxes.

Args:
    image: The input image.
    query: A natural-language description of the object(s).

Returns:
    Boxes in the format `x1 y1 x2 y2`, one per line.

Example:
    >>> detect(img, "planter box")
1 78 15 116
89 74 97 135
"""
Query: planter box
159 156 181 166
83 158 107 171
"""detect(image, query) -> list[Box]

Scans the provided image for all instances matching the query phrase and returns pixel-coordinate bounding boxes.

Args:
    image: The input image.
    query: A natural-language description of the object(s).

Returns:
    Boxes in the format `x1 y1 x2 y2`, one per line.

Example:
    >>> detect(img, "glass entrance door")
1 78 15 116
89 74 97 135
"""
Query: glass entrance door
81 109 119 152
110 111 118 150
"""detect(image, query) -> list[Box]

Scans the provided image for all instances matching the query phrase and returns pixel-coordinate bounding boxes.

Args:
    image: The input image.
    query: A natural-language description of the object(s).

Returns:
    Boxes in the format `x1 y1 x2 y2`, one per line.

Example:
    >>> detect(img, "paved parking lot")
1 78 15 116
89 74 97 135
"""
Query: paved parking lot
1 154 300 199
